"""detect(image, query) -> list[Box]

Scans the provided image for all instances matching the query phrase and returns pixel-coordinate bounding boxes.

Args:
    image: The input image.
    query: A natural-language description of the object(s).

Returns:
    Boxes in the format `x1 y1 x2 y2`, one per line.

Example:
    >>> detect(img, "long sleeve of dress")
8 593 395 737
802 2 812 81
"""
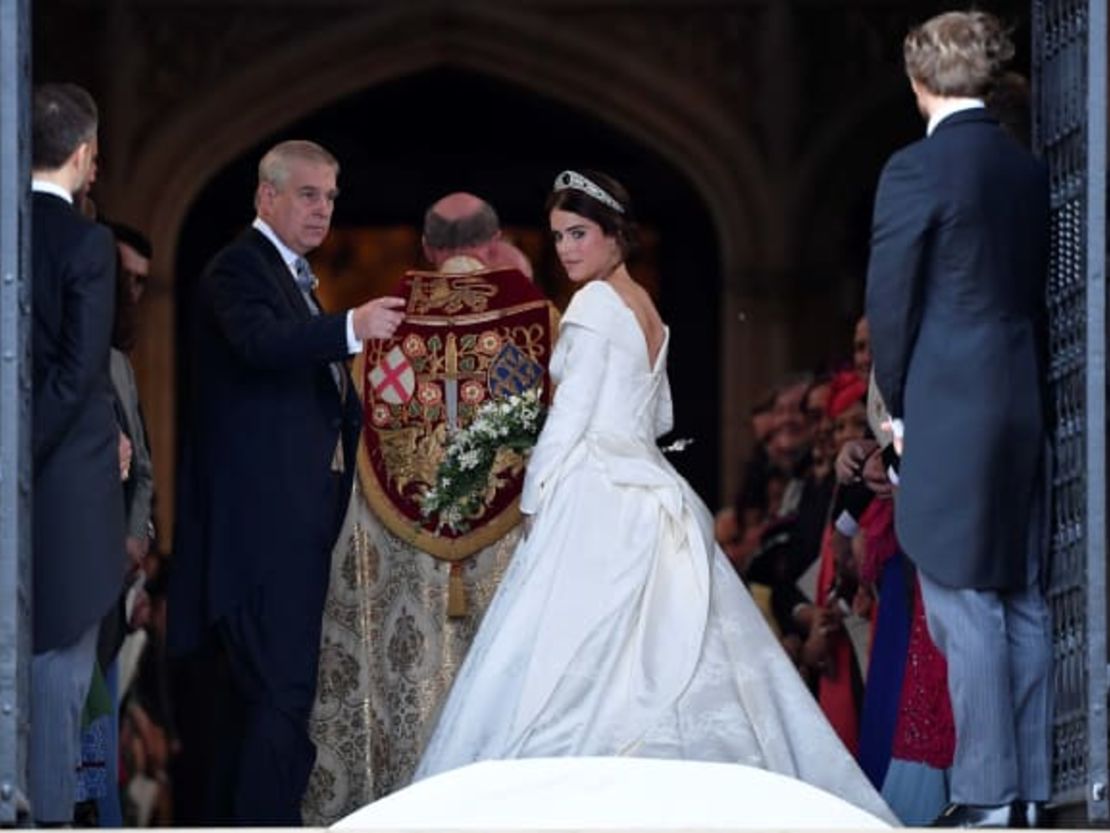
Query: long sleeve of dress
520 323 608 514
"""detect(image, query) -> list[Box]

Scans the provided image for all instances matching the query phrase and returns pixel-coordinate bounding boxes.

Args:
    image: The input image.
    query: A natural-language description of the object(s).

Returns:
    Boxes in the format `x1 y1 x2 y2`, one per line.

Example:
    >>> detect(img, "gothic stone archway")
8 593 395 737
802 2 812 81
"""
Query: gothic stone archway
106 3 770 537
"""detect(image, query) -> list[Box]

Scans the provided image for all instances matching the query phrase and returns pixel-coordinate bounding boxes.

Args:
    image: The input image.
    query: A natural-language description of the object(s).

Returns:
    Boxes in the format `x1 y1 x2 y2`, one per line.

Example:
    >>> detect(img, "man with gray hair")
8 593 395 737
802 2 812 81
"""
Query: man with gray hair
170 139 405 823
866 11 1050 828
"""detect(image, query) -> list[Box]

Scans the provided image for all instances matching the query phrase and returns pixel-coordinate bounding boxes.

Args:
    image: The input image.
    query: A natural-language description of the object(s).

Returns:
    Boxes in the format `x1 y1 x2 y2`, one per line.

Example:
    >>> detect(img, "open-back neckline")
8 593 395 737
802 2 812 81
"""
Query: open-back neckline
596 279 669 373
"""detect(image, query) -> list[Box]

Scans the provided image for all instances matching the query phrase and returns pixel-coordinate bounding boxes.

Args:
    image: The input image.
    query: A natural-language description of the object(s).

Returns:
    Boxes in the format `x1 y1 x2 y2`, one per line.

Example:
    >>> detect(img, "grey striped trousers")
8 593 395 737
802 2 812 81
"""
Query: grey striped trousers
29 622 99 823
918 556 1053 805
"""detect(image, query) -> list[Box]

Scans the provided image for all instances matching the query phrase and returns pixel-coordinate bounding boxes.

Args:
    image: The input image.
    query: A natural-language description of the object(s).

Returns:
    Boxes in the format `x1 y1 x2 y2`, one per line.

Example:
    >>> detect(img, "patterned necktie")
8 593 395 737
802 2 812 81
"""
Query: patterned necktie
294 256 317 294
292 257 348 410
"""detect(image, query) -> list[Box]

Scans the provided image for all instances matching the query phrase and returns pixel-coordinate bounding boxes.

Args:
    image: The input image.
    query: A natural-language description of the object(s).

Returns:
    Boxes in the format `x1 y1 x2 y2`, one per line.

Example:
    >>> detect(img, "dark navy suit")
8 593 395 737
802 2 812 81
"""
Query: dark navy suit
170 227 361 823
32 191 125 652
30 189 126 821
866 107 1052 805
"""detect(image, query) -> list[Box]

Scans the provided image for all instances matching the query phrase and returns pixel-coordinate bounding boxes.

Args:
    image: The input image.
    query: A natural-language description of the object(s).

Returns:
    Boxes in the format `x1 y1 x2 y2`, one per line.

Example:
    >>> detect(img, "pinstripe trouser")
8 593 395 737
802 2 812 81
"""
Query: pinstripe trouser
918 555 1053 805
29 622 99 823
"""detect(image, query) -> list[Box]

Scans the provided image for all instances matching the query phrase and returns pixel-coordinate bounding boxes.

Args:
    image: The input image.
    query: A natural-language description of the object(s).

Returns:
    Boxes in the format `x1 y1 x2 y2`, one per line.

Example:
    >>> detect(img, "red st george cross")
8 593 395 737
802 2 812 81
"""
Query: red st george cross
368 346 415 405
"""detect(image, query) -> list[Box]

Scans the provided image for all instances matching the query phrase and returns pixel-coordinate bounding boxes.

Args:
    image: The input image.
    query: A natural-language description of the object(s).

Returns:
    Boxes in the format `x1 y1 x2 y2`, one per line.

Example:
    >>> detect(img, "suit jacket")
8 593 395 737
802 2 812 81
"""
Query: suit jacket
865 109 1050 590
32 191 126 653
169 228 362 654
110 347 154 540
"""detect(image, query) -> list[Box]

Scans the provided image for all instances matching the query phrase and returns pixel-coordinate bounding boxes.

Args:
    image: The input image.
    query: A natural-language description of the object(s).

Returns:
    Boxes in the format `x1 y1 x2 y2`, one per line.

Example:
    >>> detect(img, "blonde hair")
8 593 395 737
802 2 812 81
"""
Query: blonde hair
257 140 338 192
903 11 1014 97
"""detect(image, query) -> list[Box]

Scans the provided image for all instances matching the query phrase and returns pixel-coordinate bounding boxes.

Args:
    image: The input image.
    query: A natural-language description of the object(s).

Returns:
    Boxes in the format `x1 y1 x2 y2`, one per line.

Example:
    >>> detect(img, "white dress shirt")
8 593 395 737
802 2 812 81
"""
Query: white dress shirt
31 179 74 203
927 98 986 136
252 217 360 354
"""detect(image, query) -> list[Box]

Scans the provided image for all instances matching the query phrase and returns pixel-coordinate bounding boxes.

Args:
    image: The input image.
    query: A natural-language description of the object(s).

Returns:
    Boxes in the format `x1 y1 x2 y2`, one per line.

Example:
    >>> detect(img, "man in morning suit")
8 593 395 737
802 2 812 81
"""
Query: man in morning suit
169 140 405 824
865 11 1051 829
29 83 126 825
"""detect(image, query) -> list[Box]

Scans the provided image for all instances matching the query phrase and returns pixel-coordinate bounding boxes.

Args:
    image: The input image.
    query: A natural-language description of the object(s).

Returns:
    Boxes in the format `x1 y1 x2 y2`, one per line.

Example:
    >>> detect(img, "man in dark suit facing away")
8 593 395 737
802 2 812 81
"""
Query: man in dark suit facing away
170 140 404 824
866 11 1051 829
29 83 127 825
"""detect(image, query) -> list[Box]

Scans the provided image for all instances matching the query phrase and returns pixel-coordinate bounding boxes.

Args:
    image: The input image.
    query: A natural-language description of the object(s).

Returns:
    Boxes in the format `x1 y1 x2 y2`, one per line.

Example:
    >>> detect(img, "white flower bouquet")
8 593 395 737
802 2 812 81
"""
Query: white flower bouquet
420 387 546 533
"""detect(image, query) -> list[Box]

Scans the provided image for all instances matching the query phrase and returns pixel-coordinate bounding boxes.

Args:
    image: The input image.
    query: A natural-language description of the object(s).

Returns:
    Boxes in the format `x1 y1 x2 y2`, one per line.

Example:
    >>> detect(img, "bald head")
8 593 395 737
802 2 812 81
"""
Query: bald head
422 192 500 266
430 192 486 220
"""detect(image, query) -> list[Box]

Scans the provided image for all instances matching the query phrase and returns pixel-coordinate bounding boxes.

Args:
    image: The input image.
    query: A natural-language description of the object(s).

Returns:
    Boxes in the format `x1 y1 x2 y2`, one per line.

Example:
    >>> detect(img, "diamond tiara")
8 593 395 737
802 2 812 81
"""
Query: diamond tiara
552 170 625 214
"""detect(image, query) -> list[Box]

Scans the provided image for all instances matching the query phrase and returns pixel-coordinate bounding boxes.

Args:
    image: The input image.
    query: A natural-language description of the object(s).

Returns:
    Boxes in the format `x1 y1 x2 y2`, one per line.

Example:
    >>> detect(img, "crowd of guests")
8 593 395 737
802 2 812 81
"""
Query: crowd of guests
714 316 956 826
710 52 1042 828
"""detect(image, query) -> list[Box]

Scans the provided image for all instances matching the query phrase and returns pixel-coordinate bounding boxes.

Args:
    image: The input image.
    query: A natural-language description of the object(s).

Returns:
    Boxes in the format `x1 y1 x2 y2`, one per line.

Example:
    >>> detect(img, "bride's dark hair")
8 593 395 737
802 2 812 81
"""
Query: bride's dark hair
545 170 640 259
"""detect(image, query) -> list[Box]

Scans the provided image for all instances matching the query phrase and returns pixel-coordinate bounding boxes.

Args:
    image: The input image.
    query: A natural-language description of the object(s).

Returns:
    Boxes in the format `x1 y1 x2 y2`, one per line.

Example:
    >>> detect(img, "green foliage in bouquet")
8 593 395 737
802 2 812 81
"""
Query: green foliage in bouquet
420 387 546 533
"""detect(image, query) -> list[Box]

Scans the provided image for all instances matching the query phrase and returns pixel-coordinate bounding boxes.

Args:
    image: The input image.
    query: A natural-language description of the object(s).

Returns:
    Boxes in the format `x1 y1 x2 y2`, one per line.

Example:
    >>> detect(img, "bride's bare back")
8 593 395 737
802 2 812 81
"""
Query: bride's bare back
607 276 666 368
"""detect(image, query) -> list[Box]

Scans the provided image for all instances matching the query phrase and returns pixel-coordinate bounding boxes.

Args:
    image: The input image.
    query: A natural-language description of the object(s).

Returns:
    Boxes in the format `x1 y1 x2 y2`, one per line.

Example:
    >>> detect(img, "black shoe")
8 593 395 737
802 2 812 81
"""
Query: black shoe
72 798 99 827
930 803 1021 828
1015 801 1046 828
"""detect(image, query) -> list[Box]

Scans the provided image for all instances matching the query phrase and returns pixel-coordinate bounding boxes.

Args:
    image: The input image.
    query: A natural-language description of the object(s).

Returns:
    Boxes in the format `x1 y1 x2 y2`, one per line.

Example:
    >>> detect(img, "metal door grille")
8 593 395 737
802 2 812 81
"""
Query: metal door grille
0 0 32 823
1033 0 1108 819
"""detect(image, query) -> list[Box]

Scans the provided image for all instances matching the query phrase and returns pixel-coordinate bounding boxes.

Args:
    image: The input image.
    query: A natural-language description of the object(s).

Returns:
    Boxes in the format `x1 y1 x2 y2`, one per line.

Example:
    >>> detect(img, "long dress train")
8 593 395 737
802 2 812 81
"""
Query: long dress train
413 280 896 824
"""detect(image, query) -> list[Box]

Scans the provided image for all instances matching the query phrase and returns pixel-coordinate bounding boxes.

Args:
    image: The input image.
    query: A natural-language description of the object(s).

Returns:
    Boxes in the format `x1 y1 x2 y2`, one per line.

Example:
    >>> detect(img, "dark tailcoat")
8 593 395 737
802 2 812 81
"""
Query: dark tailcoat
169 227 361 822
31 192 125 653
866 109 1050 590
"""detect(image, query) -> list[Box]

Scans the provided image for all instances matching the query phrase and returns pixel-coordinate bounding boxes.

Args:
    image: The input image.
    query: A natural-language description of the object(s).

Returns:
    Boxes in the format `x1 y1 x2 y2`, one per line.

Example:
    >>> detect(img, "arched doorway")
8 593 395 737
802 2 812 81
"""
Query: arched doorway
122 5 765 538
175 67 722 500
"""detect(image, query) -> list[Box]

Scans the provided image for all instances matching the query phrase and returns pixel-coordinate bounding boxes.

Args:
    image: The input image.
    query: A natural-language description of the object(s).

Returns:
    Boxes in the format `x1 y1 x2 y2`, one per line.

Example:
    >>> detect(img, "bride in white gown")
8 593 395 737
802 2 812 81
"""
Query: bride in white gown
413 170 895 823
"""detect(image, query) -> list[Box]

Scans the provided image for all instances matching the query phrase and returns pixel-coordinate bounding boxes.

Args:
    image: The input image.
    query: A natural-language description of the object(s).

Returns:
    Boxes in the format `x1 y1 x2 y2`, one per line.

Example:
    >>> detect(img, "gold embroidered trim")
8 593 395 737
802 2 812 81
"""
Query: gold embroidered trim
404 300 554 327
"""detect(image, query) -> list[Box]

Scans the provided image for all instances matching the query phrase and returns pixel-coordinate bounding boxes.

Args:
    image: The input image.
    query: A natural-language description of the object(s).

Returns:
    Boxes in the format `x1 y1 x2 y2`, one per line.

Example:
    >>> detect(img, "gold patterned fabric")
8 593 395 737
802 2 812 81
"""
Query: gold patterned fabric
303 258 551 823
303 470 522 824
358 264 556 562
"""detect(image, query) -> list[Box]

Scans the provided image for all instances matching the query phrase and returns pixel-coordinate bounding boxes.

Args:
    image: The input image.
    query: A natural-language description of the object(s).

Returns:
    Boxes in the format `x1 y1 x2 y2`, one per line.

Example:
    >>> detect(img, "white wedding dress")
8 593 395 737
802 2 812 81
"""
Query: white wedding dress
413 280 894 823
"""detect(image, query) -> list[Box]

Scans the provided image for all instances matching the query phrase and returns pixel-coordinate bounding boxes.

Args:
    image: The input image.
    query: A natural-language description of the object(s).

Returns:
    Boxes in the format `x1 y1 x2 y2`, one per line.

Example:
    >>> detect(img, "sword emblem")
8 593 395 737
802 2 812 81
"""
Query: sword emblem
445 333 459 432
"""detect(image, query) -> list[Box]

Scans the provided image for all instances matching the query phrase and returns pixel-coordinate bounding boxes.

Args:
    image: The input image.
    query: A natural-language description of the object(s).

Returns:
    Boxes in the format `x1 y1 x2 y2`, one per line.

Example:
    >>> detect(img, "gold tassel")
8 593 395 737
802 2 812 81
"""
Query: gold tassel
447 562 467 618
